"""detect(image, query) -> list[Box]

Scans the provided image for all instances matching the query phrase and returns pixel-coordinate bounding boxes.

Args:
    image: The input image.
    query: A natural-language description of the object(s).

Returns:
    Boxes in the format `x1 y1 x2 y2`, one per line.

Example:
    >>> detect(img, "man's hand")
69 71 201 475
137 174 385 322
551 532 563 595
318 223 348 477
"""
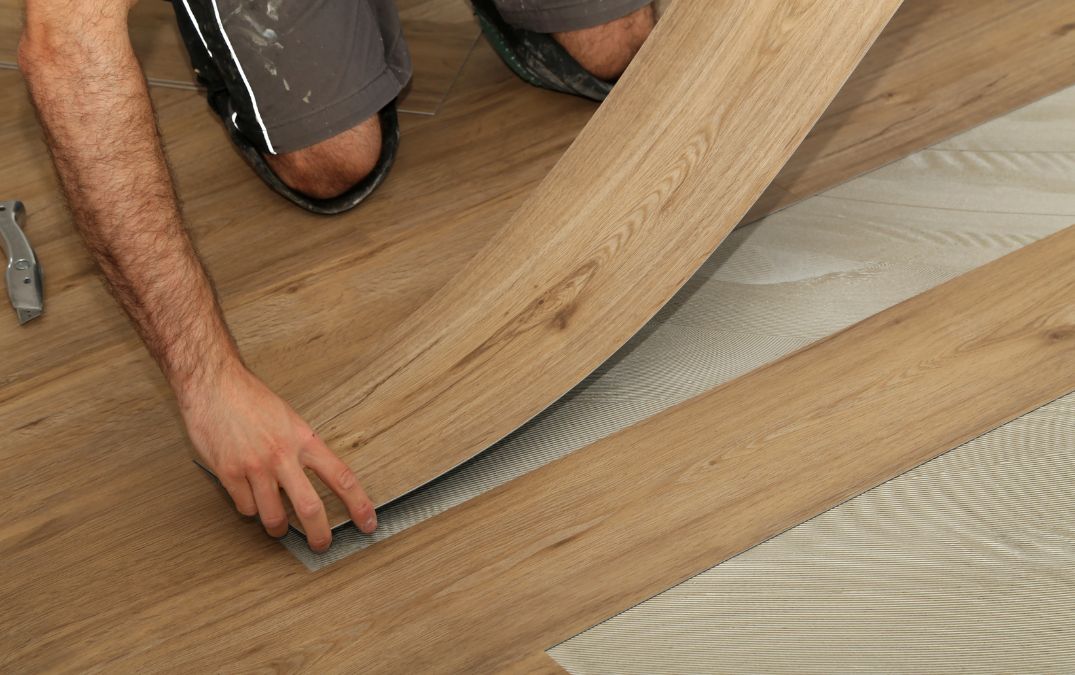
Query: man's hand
180 363 377 551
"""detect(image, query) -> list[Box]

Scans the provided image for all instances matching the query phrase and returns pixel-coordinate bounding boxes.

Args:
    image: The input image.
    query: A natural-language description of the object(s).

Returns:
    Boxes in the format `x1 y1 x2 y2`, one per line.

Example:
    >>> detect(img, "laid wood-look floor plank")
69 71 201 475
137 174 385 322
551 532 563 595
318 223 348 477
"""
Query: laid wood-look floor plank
394 0 482 113
309 0 902 527
747 0 1075 221
0 0 478 113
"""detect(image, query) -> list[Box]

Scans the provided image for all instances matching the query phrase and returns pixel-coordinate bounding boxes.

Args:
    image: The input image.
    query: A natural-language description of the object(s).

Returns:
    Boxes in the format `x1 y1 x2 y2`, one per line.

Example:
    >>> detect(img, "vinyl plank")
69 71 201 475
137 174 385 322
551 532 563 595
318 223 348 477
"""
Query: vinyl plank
284 84 1075 568
309 0 901 527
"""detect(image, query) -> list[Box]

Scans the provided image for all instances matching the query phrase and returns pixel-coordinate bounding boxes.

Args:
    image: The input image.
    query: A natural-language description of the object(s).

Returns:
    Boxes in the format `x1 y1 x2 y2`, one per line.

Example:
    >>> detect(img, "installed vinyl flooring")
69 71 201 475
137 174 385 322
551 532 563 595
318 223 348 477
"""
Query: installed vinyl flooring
3 0 1075 670
547 83 1075 675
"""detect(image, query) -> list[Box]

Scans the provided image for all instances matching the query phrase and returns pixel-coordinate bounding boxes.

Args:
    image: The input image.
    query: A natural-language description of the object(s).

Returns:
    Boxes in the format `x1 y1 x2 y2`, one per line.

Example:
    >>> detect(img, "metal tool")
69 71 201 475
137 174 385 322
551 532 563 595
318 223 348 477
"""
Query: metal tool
0 201 43 324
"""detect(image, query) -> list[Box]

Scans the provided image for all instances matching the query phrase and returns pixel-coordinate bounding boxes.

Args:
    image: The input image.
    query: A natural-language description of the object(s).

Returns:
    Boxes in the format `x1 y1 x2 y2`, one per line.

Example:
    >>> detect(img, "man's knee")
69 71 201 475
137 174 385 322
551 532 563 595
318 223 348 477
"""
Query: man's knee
265 114 383 201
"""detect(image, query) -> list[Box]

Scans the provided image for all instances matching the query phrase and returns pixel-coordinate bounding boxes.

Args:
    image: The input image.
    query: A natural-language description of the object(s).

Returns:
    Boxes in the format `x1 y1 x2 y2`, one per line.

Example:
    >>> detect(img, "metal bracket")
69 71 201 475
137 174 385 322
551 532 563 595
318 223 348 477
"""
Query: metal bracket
0 201 44 324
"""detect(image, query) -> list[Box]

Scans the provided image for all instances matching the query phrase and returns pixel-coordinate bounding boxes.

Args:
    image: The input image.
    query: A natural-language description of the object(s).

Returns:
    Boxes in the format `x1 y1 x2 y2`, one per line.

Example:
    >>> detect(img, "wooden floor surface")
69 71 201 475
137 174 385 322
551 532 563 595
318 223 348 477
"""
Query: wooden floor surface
0 0 478 113
7 215 1073 672
2 0 1075 670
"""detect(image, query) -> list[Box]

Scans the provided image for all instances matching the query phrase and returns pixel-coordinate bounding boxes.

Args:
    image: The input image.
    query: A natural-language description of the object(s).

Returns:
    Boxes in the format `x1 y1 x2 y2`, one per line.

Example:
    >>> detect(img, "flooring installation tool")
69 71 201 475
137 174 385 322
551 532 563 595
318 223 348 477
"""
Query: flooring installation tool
305 0 905 529
0 200 42 324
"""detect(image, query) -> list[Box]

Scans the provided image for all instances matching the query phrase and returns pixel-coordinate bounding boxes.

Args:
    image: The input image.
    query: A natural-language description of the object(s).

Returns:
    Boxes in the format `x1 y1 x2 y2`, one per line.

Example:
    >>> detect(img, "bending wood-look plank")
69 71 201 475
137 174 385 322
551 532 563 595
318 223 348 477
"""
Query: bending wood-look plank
5 0 1069 405
309 0 903 527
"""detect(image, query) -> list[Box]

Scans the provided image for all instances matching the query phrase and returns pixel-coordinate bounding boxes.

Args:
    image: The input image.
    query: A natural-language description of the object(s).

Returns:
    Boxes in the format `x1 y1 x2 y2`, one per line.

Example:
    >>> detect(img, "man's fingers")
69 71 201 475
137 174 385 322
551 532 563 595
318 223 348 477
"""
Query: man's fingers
249 474 289 538
303 439 377 535
221 476 257 517
276 462 333 553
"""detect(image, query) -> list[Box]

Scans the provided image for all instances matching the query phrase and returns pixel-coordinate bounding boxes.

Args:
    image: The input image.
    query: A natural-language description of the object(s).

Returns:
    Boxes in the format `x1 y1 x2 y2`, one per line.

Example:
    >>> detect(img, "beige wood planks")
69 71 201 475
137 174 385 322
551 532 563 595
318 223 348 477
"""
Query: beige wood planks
0 0 478 113
25 219 1075 673
310 0 903 527
4 2 1075 670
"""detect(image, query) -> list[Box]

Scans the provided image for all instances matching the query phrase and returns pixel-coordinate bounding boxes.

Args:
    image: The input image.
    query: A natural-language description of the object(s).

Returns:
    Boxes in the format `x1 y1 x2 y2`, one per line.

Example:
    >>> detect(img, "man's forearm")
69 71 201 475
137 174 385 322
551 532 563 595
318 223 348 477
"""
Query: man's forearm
19 4 239 399
19 1 379 548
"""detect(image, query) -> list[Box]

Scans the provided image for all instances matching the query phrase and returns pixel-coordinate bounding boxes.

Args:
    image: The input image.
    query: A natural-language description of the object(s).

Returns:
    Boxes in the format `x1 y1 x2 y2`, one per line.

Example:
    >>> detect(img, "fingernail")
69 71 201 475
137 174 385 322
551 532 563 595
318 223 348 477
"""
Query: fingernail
362 514 377 533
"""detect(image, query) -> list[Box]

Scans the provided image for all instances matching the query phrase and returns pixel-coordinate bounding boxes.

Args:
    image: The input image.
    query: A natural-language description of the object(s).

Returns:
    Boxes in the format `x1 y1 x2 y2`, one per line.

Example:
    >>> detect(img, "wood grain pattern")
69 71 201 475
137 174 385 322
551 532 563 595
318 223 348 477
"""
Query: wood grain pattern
0 0 478 113
296 222 1072 674
3 2 1075 670
7 218 1072 672
308 0 902 527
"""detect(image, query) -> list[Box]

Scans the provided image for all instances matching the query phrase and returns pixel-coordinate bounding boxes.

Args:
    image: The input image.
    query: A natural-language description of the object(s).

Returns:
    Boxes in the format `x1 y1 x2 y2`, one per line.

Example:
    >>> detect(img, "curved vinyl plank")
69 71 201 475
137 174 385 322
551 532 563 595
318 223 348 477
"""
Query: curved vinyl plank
310 0 904 527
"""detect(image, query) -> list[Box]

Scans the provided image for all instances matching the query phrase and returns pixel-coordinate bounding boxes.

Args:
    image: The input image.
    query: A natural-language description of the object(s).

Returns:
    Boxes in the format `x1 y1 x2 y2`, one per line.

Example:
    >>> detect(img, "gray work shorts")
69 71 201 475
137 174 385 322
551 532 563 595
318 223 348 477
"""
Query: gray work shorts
170 0 648 154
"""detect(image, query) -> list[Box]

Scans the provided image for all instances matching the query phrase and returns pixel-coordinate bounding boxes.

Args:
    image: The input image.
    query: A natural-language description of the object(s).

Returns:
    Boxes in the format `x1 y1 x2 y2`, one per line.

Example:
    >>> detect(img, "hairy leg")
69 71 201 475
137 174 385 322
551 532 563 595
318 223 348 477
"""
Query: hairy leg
553 4 656 80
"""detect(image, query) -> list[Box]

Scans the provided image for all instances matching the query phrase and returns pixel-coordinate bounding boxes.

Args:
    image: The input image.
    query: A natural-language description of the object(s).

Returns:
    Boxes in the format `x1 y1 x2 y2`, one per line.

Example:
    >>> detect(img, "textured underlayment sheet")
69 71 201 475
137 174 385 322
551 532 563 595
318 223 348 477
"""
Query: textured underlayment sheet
286 82 1075 645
